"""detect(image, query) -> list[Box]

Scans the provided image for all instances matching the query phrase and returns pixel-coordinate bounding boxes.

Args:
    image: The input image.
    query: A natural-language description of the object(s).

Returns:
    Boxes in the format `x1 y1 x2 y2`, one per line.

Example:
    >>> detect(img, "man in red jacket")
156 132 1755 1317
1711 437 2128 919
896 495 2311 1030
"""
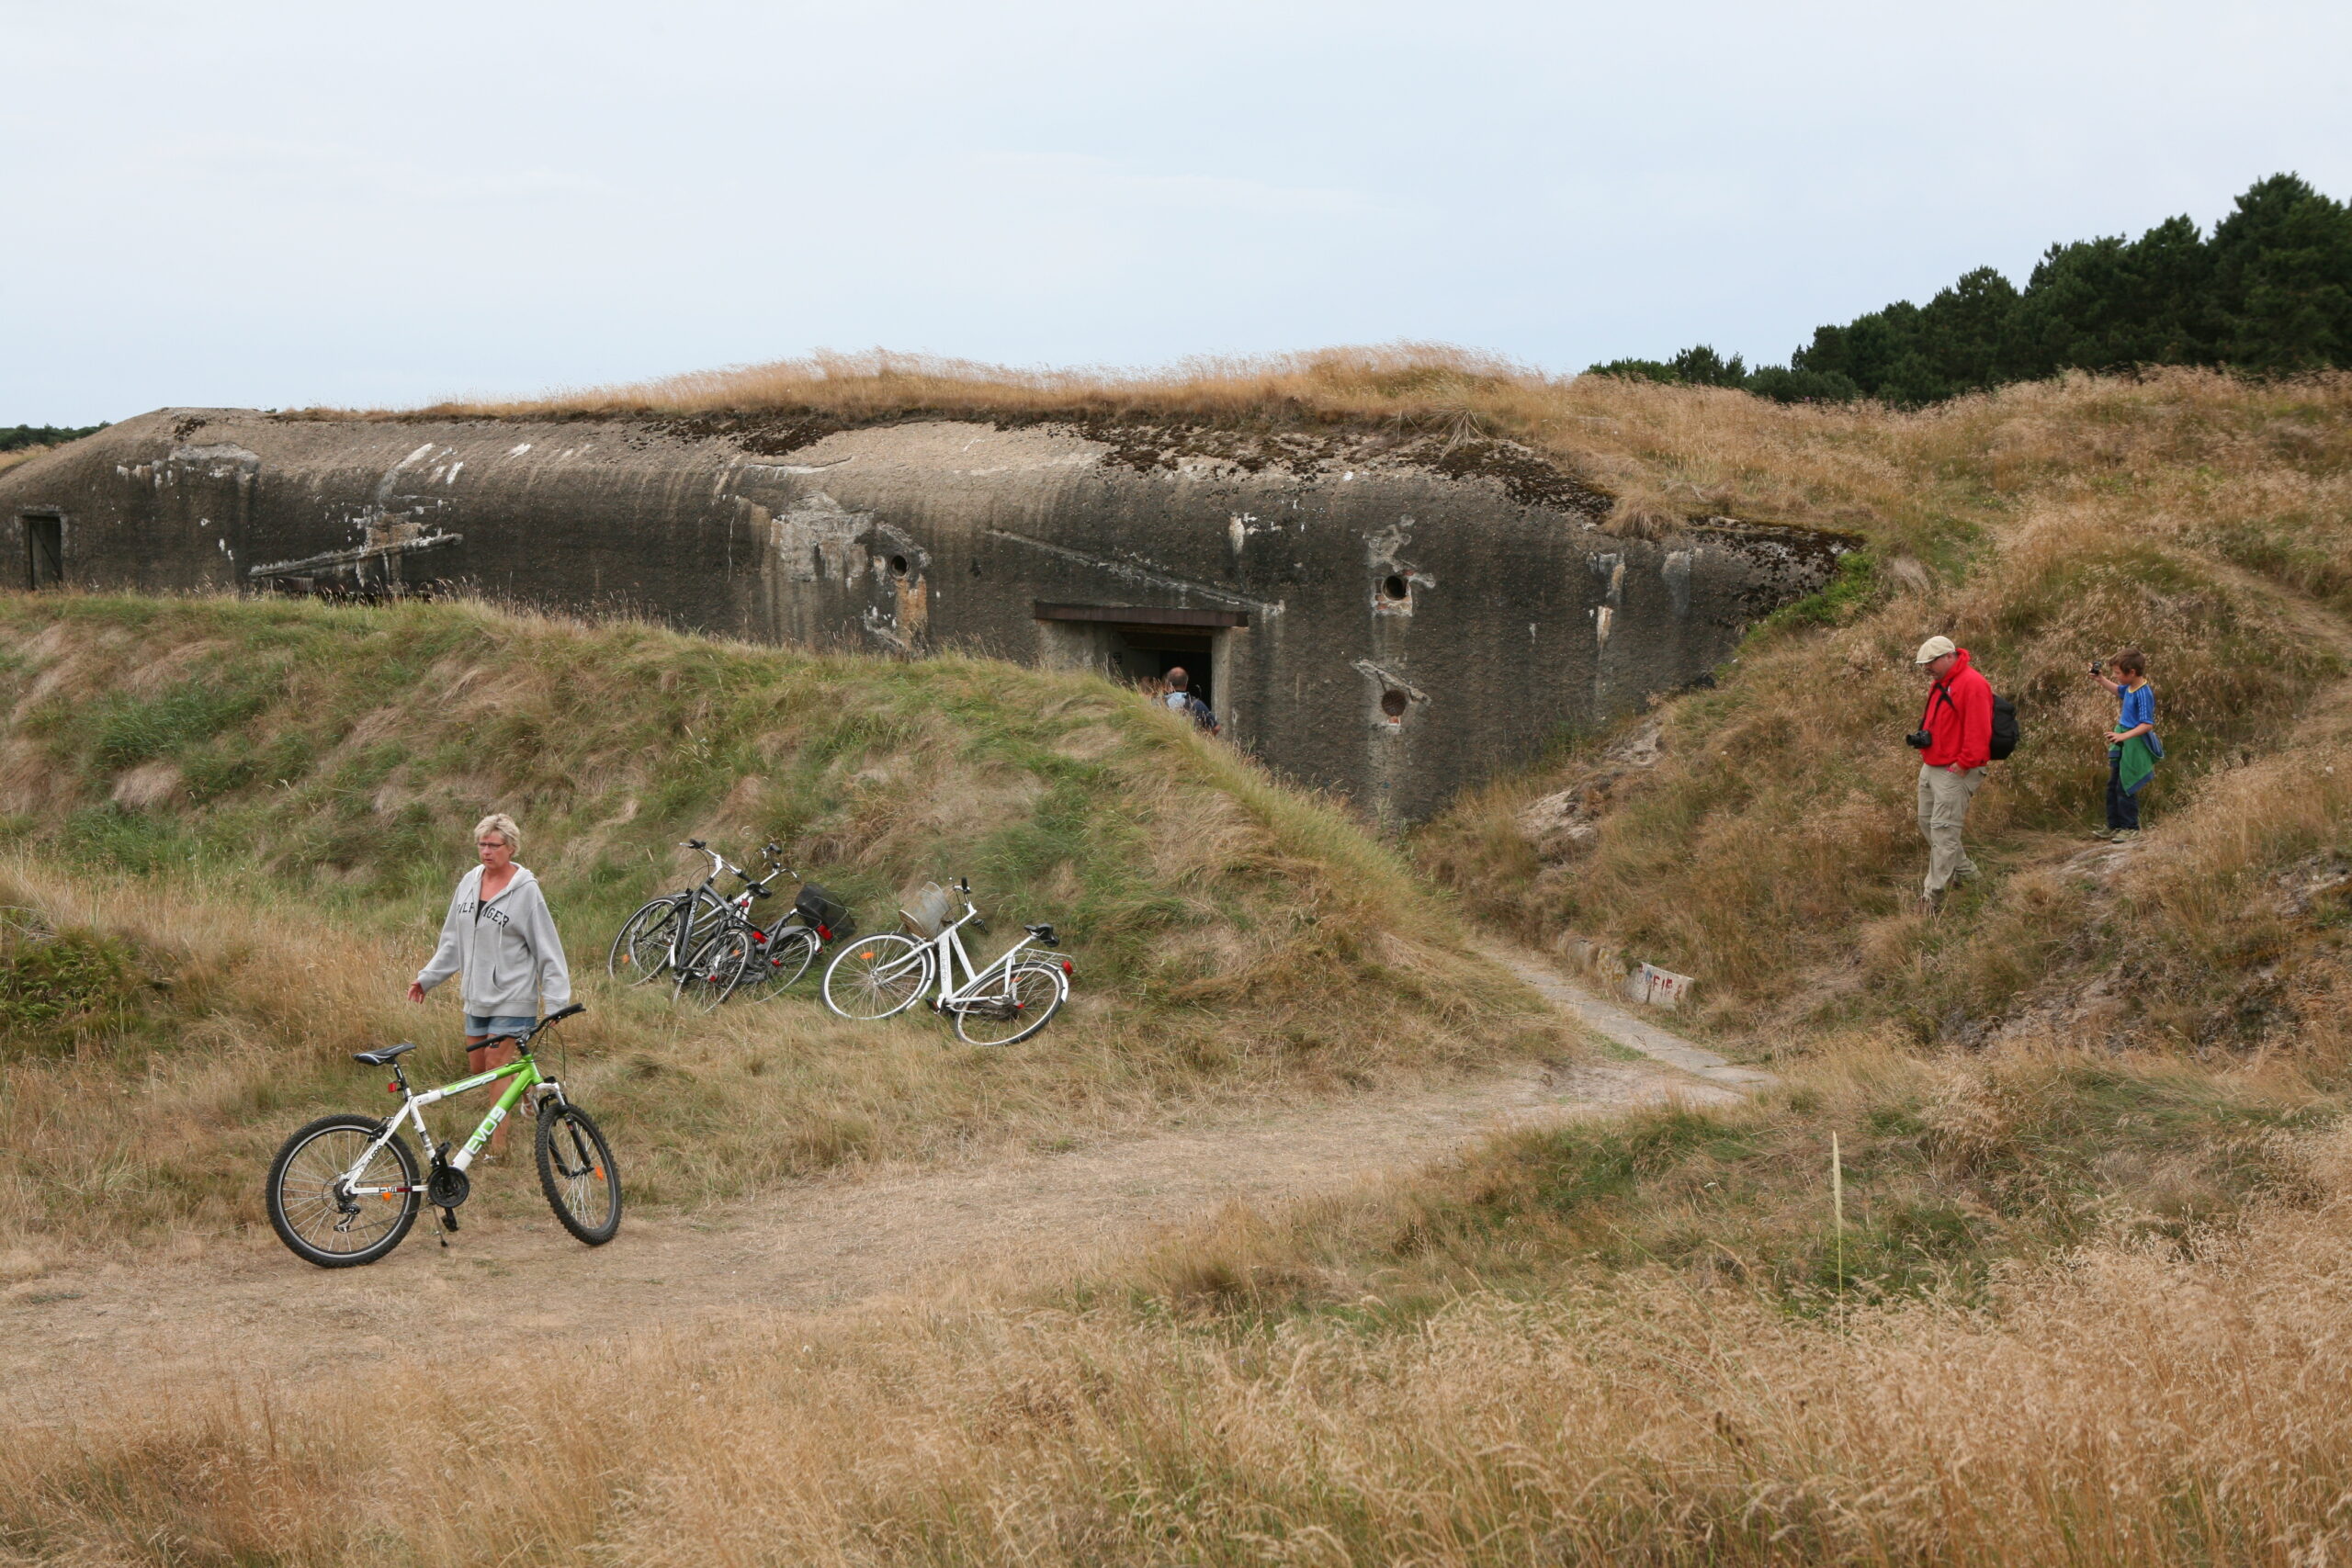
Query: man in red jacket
1913 635 1993 908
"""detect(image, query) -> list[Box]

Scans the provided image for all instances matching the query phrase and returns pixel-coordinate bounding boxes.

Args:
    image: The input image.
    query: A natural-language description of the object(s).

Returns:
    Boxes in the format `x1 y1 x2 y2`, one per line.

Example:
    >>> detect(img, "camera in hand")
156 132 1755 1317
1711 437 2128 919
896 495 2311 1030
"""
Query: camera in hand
1905 729 1934 750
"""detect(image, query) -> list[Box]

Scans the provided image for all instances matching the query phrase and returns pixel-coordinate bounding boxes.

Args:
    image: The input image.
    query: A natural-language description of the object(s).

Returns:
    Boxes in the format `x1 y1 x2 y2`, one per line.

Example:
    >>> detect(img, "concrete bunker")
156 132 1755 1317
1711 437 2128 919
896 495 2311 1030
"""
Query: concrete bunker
0 409 1855 822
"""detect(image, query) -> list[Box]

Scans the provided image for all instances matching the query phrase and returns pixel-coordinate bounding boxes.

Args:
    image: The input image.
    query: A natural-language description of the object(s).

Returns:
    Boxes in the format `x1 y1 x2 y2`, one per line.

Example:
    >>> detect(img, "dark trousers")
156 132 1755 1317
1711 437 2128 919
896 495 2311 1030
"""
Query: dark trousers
2106 759 2143 831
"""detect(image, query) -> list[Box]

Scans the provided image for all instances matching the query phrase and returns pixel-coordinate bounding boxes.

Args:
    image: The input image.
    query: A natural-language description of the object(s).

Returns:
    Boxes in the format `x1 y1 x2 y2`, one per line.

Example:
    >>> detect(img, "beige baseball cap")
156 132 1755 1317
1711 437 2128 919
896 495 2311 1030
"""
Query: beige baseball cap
1914 635 1957 665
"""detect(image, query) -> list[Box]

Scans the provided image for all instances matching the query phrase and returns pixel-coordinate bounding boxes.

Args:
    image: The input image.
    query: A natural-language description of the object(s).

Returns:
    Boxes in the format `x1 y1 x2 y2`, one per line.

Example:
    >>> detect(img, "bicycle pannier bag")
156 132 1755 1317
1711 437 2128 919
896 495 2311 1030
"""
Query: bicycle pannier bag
794 882 855 940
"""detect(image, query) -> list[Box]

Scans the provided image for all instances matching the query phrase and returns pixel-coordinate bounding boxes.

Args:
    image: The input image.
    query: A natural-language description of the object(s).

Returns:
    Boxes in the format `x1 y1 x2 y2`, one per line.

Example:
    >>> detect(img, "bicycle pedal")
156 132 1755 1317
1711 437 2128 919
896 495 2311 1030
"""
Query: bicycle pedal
439 1207 460 1234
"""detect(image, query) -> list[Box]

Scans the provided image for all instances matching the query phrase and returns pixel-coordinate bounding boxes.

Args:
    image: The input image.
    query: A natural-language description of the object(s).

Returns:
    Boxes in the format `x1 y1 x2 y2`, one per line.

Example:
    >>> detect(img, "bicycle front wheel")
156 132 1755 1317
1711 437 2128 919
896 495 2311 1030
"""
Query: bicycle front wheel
953 962 1067 1047
674 928 753 1011
536 1102 622 1245
609 897 684 984
822 934 931 1020
266 1114 421 1268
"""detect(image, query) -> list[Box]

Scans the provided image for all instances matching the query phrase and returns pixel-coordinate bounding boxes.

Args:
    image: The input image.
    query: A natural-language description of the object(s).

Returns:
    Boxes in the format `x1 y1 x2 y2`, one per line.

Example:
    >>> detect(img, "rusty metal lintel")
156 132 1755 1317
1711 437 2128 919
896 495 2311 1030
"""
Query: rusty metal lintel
1034 602 1250 629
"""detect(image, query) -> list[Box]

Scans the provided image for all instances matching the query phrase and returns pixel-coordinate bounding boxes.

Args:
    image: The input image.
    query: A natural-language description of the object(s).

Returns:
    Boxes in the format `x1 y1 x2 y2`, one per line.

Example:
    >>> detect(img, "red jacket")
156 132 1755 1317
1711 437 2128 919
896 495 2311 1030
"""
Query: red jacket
1918 649 1993 770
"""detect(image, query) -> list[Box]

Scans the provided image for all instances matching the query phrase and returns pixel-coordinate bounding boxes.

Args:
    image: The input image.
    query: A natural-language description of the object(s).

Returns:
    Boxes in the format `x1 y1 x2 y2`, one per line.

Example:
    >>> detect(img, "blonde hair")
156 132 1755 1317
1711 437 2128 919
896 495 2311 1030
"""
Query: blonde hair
473 813 522 854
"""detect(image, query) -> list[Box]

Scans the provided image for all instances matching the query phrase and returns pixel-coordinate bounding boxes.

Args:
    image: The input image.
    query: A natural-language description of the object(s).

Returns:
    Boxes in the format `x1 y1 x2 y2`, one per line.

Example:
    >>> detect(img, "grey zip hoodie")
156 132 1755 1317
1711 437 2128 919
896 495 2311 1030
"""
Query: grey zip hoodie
414 864 573 1018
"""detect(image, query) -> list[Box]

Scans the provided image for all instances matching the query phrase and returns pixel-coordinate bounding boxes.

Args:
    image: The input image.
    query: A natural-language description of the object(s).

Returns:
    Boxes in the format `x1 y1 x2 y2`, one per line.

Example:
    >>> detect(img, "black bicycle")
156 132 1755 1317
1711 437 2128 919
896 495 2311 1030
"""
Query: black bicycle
606 839 758 987
675 852 856 1010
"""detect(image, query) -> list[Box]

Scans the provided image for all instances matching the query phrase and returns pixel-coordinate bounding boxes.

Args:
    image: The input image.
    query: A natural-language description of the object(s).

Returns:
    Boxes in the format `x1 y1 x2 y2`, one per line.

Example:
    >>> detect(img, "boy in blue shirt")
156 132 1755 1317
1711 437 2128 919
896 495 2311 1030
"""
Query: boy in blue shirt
2091 649 2157 840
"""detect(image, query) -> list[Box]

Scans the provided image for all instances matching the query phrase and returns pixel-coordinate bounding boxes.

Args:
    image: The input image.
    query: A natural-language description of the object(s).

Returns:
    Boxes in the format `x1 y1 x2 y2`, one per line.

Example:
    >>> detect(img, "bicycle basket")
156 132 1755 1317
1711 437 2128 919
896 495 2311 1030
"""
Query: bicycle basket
899 882 952 938
794 882 855 941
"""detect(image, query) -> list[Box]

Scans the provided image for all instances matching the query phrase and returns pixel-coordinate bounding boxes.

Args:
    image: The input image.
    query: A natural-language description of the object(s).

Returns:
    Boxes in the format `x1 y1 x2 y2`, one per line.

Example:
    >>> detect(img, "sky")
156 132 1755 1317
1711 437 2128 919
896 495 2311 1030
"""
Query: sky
6 0 2351 425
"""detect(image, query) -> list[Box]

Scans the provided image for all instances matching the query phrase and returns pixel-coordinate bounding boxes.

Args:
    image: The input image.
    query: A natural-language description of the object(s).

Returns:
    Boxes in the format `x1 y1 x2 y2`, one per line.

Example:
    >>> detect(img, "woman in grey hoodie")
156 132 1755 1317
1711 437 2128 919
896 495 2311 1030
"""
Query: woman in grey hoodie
407 812 572 1157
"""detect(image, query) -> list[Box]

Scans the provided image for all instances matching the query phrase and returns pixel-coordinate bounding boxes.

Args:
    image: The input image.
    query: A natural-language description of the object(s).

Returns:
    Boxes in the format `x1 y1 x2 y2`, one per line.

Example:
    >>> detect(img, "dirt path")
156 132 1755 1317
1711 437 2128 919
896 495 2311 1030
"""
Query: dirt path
4 1011 1740 1422
1475 941 1774 1090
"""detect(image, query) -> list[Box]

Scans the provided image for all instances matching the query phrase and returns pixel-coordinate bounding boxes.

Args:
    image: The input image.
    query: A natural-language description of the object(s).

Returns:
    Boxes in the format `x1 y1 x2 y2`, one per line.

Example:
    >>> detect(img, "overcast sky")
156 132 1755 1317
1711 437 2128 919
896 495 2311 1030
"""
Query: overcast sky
7 0 2349 424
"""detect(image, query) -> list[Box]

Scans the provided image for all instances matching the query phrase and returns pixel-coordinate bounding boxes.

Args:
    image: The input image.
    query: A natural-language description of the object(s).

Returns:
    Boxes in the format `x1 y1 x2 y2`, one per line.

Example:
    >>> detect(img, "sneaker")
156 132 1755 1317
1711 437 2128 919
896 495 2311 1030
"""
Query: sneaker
1917 889 1940 915
2111 829 2141 844
1952 865 1982 884
2090 827 2116 841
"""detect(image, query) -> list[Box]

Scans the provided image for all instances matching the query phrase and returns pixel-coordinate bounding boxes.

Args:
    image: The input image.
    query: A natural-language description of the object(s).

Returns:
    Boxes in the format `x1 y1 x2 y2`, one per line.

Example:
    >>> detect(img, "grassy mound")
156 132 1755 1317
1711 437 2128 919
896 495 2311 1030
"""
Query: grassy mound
1415 370 2352 1061
0 593 1551 1251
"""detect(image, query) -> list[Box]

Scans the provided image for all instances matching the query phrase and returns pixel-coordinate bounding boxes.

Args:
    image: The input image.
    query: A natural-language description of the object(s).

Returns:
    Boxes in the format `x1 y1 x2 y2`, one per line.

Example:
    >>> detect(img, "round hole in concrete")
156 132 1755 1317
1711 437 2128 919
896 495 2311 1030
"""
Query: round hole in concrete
1382 573 1408 600
1380 689 1408 719
889 553 910 577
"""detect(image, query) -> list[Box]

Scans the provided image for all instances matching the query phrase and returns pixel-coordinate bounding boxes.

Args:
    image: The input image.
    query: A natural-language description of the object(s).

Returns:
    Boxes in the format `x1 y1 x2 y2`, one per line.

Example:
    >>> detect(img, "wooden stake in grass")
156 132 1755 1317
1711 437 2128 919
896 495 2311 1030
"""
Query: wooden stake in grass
1831 1131 1846 1298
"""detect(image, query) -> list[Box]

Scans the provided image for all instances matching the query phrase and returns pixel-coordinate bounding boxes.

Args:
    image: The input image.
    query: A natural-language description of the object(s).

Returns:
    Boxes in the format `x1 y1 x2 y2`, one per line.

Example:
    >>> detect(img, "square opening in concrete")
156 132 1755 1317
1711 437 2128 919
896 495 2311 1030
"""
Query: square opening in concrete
1112 627 1216 707
1033 602 1247 714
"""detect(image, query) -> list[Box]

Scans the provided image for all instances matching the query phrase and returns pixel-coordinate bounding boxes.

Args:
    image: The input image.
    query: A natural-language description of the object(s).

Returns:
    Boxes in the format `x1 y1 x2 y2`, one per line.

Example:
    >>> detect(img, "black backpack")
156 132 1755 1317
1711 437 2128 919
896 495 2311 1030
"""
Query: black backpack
1925 682 2021 761
1989 693 2020 761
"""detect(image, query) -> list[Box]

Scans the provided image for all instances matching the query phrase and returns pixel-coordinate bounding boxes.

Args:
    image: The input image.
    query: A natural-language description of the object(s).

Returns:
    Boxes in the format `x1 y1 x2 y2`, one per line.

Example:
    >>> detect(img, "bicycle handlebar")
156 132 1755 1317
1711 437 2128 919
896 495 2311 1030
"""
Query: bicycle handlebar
516 1002 585 1053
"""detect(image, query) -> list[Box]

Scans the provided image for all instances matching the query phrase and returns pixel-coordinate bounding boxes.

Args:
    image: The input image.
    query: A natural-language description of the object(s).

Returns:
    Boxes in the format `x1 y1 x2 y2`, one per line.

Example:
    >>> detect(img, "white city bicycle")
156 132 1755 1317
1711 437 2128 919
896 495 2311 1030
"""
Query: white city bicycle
820 877 1070 1046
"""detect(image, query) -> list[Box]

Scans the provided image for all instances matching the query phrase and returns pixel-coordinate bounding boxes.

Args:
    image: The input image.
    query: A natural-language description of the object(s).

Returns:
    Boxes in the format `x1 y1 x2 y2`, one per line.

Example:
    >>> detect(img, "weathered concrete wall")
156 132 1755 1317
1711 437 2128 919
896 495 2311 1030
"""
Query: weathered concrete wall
0 409 1849 822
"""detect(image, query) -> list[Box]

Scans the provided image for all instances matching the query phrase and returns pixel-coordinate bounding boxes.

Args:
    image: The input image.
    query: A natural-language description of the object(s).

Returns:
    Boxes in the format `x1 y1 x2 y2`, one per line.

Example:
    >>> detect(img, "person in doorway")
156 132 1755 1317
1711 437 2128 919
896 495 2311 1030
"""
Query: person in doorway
1162 667 1220 735
1910 635 1993 911
408 813 572 1158
2090 649 2157 841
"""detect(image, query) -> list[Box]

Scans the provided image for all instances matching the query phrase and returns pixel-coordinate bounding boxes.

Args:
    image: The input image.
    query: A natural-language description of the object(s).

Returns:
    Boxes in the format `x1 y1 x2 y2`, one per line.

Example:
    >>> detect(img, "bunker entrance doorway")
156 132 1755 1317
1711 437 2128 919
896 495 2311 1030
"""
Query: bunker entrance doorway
22 515 62 590
1114 629 1215 709
1032 603 1250 718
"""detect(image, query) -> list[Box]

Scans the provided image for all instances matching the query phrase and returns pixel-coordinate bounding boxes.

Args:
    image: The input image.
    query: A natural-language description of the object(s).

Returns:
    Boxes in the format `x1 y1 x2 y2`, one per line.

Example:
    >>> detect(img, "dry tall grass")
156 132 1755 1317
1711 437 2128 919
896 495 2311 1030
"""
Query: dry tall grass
12 1190 2352 1565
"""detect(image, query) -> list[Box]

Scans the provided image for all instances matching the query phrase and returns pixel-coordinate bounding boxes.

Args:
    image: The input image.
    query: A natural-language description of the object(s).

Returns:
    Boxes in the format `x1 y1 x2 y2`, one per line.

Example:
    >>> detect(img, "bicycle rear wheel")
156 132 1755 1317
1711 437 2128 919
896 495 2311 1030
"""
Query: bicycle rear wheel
266 1114 421 1268
822 934 931 1020
953 963 1067 1047
536 1103 621 1245
741 926 820 998
609 897 684 985
674 927 753 1011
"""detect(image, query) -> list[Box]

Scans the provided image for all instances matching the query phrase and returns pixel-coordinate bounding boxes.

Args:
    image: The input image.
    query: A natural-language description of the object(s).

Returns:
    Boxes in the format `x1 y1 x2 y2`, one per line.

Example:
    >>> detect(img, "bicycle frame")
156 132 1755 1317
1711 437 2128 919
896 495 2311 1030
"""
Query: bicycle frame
669 844 797 965
334 1053 565 1197
917 903 1062 1013
662 854 731 967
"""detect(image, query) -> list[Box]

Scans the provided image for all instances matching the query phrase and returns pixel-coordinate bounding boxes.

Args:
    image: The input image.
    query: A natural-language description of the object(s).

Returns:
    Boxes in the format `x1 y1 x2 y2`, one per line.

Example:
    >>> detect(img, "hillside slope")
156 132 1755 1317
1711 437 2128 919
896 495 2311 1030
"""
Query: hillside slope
1414 370 2352 1066
0 593 1552 1251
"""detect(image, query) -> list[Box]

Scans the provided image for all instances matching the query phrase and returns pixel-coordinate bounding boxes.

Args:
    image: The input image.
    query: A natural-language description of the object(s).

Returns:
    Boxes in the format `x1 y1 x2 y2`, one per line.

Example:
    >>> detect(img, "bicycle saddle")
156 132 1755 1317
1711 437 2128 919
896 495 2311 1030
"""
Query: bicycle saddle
352 1042 419 1066
1024 922 1059 945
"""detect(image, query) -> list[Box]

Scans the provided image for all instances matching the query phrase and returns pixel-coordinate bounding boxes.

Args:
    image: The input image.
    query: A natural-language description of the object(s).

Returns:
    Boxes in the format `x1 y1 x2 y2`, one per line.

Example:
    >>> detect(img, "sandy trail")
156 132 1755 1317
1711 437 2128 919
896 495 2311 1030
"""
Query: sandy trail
2 1063 1732 1420
3 953 1752 1422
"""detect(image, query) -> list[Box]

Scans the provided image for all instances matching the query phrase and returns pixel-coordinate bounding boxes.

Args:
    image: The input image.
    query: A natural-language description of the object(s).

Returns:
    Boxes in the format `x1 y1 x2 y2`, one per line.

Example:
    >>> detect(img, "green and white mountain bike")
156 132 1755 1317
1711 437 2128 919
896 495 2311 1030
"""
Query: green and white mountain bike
265 1004 620 1268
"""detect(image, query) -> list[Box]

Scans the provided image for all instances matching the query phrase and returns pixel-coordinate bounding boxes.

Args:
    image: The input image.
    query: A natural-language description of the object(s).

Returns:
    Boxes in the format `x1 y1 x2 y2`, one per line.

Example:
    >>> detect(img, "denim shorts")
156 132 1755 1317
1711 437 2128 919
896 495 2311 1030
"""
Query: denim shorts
465 1014 537 1041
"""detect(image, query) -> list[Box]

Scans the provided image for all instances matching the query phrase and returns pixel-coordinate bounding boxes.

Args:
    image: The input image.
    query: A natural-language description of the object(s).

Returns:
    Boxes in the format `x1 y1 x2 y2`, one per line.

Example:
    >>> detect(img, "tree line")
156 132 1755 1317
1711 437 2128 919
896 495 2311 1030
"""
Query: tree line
1592 174 2352 405
0 424 107 453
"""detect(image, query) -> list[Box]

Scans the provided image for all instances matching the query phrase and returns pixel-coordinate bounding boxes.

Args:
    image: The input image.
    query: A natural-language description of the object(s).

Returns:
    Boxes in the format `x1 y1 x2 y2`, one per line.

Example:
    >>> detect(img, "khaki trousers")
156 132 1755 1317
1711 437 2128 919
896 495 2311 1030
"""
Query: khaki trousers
1917 764 1983 895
